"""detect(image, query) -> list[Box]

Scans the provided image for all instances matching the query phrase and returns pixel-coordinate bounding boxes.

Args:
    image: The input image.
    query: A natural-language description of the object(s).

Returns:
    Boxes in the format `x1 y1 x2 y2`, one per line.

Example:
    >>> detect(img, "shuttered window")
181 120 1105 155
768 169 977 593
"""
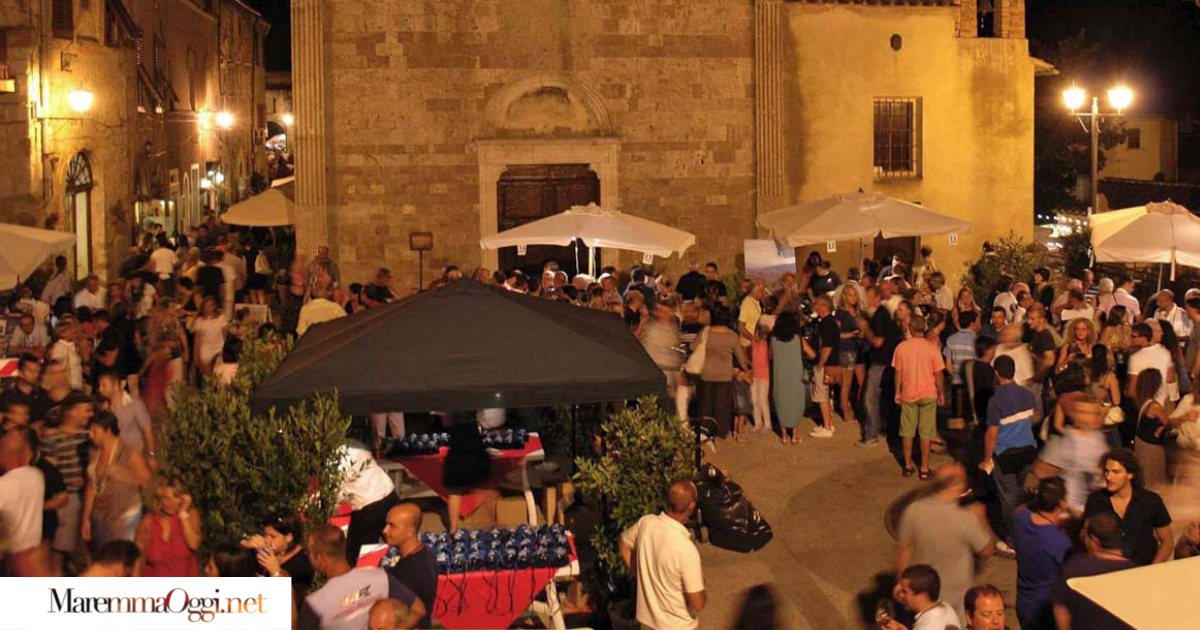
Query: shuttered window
52 0 74 39
873 98 921 179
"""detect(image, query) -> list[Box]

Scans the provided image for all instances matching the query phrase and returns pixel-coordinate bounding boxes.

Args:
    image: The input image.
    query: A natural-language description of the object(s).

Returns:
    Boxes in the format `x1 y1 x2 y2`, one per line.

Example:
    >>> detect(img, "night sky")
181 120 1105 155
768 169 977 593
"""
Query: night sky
1027 0 1200 115
247 0 291 72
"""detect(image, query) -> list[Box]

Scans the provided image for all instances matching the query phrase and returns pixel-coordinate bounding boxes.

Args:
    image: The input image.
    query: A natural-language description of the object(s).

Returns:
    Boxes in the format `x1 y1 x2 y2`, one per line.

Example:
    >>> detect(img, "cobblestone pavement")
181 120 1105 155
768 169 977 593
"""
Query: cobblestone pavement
695 424 1019 630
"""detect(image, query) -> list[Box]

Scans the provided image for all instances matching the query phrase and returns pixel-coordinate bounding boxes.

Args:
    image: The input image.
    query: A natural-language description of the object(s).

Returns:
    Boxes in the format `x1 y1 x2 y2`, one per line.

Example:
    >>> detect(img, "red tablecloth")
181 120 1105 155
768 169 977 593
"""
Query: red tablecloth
387 435 543 518
356 535 576 630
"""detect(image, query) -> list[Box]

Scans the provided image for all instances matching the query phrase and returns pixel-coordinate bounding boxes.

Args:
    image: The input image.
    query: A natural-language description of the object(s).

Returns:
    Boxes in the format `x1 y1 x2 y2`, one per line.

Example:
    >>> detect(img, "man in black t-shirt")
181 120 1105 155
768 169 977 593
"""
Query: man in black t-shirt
1083 449 1173 566
1026 305 1057 422
381 503 437 629
862 287 902 445
811 295 841 438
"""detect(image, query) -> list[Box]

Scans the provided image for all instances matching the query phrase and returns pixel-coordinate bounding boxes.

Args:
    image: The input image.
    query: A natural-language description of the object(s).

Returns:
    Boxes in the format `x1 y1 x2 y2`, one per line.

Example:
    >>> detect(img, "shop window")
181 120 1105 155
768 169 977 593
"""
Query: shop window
874 98 921 180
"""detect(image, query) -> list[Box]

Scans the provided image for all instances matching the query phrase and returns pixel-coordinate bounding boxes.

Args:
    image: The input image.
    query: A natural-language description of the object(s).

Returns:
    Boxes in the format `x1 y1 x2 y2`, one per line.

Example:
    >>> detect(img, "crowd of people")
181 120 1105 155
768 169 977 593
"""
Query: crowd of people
4 223 1200 630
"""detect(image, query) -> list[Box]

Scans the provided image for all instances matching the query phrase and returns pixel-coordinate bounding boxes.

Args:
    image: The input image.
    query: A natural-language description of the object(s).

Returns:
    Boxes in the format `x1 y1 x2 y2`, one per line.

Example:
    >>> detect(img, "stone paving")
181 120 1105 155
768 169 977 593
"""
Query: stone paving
694 424 1019 630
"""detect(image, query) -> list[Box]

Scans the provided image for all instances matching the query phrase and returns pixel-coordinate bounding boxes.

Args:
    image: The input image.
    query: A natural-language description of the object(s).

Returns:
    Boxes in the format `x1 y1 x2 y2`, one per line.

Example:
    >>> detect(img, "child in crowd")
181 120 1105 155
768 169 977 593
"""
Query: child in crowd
750 322 772 435
732 364 754 442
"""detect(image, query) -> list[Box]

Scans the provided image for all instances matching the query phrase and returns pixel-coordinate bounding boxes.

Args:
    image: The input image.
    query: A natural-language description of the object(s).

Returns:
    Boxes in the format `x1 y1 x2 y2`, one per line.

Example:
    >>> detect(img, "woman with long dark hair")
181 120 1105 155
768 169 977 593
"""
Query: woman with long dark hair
770 311 815 444
1133 369 1171 488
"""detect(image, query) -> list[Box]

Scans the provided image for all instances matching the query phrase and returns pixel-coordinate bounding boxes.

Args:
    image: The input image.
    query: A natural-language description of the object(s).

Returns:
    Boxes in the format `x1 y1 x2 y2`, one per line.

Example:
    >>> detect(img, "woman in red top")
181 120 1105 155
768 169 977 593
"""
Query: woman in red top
136 477 202 577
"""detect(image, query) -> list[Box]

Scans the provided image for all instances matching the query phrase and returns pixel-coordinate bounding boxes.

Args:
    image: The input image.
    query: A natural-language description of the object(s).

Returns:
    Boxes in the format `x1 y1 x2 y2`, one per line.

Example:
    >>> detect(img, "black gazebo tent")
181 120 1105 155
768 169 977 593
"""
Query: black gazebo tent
252 280 664 415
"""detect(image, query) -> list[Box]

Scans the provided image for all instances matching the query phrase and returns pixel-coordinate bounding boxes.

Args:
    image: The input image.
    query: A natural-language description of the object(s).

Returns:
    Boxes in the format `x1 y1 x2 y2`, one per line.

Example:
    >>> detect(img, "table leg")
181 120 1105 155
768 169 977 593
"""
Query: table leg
546 484 558 526
521 462 538 525
545 581 565 630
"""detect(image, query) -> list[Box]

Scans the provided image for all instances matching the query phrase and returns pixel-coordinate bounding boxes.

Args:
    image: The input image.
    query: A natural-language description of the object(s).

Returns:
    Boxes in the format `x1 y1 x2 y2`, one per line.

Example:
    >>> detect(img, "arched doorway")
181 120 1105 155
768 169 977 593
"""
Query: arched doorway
65 152 93 279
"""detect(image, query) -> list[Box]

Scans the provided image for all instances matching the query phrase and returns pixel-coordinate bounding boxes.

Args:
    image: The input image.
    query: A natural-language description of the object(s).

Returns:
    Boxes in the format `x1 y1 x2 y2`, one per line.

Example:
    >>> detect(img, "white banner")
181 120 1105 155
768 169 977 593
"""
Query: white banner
0 578 292 629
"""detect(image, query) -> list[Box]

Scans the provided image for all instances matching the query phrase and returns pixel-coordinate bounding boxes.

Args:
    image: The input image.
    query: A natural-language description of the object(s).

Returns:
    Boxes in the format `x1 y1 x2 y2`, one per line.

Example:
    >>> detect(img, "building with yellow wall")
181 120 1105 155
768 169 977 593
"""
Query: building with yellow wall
289 0 1037 290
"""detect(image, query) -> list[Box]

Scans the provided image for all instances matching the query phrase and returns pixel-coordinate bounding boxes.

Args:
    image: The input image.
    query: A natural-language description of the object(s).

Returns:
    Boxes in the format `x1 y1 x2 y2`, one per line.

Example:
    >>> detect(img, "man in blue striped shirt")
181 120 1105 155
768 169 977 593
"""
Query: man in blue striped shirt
983 355 1038 549
944 311 979 425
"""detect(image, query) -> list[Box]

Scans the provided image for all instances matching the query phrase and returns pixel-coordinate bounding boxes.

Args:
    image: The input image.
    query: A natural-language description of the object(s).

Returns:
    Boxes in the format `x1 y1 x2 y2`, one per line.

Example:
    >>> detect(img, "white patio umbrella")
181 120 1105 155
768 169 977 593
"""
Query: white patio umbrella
1067 556 1200 630
0 223 77 291
757 190 972 248
221 188 297 227
1090 200 1200 281
480 203 696 275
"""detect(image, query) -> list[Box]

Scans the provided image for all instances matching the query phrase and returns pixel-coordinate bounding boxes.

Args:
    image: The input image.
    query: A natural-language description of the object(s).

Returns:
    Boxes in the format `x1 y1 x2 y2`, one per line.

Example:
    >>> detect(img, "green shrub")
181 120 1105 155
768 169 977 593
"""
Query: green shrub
573 398 696 588
162 337 351 557
961 232 1052 302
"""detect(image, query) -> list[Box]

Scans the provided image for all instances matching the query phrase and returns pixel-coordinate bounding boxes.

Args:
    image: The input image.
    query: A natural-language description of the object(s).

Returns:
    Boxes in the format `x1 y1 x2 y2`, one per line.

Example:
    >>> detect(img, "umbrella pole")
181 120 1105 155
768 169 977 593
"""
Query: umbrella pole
1158 263 1164 293
573 240 580 278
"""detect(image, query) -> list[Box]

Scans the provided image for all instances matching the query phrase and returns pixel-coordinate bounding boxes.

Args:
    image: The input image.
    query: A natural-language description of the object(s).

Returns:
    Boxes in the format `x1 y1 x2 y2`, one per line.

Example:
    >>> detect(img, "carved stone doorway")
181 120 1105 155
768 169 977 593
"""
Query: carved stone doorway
497 164 600 279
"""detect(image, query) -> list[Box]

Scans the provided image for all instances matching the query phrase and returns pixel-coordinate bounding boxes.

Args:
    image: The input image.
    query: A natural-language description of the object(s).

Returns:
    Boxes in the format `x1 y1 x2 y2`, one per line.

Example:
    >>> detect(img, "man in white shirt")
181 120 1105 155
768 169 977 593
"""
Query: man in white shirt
992 277 1018 323
8 314 50 358
73 275 106 311
150 240 179 291
1113 276 1141 323
992 324 1034 387
620 481 706 630
39 255 72 307
885 564 962 630
1127 322 1176 405
1153 289 1191 340
930 272 954 312
337 441 400 565
1058 289 1096 329
298 297 347 335
48 321 83 390
0 426 46 576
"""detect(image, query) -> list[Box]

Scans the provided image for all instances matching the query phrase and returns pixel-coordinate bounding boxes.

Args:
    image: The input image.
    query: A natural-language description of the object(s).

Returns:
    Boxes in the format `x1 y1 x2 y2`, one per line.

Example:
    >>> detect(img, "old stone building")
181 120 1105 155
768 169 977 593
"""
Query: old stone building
291 0 1036 288
0 0 268 280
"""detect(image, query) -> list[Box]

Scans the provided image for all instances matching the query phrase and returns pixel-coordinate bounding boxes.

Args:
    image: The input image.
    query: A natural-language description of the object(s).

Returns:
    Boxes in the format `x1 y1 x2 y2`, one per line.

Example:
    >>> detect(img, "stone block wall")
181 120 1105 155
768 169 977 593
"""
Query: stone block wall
317 0 758 289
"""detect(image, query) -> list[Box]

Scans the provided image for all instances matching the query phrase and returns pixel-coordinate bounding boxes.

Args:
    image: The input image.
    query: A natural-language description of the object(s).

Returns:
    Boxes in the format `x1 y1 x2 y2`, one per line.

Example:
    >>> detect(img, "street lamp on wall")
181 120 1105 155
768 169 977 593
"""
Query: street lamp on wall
67 90 94 114
216 111 235 130
1062 83 1134 215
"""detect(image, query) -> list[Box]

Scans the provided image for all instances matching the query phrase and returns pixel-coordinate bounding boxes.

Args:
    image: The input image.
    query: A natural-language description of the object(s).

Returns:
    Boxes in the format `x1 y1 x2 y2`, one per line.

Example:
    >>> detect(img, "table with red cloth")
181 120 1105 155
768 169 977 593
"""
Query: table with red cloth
354 534 579 630
387 433 545 520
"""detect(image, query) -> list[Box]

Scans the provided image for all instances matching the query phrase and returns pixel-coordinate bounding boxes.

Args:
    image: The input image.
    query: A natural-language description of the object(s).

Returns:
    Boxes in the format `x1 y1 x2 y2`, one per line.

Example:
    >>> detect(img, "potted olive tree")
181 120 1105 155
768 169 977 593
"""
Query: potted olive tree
573 397 696 630
163 337 350 557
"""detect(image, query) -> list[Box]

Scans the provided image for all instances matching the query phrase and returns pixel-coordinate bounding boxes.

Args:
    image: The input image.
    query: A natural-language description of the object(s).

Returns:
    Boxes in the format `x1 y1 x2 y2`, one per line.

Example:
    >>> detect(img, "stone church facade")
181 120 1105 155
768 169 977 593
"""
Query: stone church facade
291 0 1036 289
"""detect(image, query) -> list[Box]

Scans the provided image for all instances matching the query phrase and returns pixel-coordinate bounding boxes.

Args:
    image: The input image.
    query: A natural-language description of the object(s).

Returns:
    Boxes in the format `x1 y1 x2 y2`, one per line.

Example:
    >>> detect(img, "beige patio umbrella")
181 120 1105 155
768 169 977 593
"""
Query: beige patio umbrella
480 203 696 275
221 188 297 227
0 223 77 290
757 190 972 248
1090 200 1200 281
1068 556 1200 630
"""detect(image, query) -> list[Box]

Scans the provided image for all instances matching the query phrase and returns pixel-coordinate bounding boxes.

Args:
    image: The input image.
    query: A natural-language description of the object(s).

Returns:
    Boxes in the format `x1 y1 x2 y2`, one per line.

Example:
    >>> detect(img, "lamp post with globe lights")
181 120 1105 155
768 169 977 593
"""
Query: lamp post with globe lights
1063 84 1133 216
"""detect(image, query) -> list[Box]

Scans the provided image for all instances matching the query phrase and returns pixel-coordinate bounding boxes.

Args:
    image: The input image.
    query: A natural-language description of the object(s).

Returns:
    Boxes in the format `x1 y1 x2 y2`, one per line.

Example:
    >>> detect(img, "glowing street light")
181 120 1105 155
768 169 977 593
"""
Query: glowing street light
1108 86 1133 113
281 113 294 126
1062 83 1135 214
1062 85 1087 112
67 90 94 114
215 111 234 129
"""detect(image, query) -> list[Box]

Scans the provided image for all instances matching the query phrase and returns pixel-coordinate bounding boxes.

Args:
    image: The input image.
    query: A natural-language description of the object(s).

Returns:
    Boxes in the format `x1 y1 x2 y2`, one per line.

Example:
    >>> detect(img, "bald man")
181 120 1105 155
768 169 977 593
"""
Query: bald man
367 598 412 630
619 480 706 630
381 504 436 629
897 464 994 622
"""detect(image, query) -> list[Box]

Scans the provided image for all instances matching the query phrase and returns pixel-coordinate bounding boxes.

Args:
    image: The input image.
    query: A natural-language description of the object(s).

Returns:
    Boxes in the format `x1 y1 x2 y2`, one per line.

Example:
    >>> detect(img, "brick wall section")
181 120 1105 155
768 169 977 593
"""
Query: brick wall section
323 0 757 288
